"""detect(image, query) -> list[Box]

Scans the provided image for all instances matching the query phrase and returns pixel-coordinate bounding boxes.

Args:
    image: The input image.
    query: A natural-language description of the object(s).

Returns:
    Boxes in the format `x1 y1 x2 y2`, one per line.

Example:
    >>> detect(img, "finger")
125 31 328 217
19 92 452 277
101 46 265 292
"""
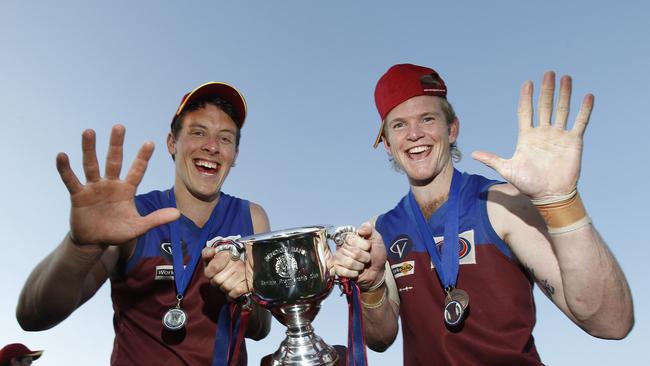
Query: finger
356 222 374 238
572 94 594 137
347 234 371 252
124 141 154 187
204 252 232 279
537 71 556 127
56 153 83 194
81 129 101 182
333 264 360 279
553 75 572 130
136 208 181 237
201 247 216 262
226 281 250 300
518 80 534 131
105 124 125 179
472 151 509 177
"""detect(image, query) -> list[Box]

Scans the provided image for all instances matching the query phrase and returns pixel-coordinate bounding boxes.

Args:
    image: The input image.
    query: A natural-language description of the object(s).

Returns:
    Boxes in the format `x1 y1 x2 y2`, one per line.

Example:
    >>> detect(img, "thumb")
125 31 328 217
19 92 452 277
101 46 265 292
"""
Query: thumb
472 150 507 175
137 207 181 236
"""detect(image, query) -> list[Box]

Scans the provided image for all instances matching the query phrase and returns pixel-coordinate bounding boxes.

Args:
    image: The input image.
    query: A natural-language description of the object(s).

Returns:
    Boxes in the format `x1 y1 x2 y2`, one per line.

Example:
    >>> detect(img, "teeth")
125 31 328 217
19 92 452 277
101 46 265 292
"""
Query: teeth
408 146 430 154
196 160 217 169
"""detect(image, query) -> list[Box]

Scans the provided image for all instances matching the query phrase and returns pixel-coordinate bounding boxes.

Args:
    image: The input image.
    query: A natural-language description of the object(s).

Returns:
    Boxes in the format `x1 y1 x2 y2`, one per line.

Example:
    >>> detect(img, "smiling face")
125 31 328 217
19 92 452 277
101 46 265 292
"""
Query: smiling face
167 104 239 203
383 95 458 186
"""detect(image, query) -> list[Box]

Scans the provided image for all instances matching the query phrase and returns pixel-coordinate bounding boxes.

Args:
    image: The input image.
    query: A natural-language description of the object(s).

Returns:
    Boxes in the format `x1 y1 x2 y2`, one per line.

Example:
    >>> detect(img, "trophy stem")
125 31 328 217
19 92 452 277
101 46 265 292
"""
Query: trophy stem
271 304 338 366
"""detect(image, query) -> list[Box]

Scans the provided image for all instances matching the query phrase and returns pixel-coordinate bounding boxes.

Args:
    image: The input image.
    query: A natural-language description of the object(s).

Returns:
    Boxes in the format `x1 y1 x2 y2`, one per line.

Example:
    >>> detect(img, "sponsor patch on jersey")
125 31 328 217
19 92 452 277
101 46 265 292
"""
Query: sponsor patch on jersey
431 229 476 268
388 234 413 259
391 260 415 278
155 265 175 280
206 235 243 248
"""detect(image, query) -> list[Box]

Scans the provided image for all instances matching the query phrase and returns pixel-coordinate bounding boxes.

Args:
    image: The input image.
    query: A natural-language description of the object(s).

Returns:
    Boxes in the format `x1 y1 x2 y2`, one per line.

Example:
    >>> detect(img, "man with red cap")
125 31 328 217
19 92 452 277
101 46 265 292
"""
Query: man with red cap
16 82 271 365
332 64 634 365
0 343 42 366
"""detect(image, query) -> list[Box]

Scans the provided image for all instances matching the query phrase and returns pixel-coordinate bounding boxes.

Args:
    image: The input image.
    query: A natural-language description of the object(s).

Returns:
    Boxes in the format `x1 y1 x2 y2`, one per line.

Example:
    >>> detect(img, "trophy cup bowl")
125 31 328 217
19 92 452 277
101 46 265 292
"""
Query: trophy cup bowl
235 225 353 366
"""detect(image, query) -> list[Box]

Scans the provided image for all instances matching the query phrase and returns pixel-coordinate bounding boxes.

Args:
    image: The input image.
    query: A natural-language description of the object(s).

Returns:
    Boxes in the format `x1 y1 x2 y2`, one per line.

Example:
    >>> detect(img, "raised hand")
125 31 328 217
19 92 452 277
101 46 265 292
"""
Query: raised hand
332 222 387 291
57 124 180 246
472 72 593 200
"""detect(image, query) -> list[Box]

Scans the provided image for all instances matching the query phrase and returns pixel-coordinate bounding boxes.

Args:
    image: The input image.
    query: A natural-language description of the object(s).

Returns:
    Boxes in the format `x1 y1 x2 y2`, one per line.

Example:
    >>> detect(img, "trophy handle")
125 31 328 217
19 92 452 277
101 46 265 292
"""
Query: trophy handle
212 239 246 261
328 225 357 247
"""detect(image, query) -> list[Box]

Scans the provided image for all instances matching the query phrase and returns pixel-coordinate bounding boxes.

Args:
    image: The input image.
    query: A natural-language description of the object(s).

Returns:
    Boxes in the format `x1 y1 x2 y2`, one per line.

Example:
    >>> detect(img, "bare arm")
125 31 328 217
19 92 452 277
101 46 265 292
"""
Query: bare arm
332 222 399 351
475 73 634 339
16 125 179 331
17 235 120 330
202 201 271 340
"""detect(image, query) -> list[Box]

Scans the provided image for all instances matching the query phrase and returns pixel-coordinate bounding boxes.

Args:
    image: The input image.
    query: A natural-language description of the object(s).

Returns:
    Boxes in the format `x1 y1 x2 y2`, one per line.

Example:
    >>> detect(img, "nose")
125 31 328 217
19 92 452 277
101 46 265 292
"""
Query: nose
406 122 425 141
201 137 221 154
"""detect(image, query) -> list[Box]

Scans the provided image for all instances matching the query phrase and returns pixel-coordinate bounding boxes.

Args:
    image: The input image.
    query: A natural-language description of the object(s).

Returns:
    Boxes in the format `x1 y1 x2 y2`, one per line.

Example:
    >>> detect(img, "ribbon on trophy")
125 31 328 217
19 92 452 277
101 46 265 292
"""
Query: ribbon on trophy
407 169 469 327
339 278 369 366
212 299 251 366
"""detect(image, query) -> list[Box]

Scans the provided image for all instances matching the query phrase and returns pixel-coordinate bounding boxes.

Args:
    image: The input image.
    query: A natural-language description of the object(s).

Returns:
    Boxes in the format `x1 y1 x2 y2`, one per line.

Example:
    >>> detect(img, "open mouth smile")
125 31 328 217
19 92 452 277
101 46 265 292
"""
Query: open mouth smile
194 159 220 175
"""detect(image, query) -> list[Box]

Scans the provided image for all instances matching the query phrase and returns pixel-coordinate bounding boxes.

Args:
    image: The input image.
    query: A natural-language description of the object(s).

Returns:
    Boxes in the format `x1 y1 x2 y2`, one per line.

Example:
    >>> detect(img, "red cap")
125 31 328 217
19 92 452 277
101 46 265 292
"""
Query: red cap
173 81 247 128
0 343 43 365
373 64 447 147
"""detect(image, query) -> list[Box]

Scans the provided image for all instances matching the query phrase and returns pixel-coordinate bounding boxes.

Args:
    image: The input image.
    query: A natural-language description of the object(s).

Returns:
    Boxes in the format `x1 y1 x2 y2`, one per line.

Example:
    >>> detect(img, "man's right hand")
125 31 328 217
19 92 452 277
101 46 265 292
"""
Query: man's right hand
57 124 180 246
331 222 387 291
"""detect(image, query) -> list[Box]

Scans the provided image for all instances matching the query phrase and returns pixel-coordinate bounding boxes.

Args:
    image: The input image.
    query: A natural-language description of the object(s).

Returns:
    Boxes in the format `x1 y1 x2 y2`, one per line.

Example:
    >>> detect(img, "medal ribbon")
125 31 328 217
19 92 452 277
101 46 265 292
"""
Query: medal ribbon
407 169 462 289
168 189 223 297
340 278 369 366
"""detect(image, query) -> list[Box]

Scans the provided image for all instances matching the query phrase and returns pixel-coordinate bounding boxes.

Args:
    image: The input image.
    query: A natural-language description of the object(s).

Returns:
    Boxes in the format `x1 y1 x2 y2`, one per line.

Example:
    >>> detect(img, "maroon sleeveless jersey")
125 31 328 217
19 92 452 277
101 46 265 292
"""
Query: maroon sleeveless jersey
110 190 252 365
376 173 543 365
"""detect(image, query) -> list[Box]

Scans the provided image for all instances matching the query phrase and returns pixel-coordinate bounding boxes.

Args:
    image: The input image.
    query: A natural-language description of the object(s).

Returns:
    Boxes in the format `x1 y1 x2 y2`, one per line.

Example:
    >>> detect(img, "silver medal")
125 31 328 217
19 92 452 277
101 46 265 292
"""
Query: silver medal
163 307 187 331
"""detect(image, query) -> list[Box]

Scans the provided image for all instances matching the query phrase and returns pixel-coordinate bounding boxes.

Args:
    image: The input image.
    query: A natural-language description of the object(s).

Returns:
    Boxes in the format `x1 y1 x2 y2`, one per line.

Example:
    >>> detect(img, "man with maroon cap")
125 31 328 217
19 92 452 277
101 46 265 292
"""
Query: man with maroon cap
0 343 42 366
332 64 633 365
16 82 271 365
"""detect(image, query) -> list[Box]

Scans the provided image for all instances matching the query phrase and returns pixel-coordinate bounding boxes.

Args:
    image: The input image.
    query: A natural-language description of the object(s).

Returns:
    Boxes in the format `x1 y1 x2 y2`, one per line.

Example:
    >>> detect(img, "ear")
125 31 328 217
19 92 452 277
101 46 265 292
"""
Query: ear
167 133 176 156
449 117 460 144
232 149 239 167
382 132 394 156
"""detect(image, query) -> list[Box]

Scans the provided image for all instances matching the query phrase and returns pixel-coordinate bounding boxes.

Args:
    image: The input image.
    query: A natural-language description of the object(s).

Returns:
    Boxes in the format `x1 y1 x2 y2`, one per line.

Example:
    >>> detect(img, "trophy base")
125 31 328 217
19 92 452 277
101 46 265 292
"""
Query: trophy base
261 345 346 366
268 334 340 366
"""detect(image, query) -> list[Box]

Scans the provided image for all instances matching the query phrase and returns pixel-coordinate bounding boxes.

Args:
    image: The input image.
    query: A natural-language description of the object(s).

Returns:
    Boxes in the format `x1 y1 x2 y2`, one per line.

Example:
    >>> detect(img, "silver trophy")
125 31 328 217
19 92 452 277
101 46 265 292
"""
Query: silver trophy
219 225 354 366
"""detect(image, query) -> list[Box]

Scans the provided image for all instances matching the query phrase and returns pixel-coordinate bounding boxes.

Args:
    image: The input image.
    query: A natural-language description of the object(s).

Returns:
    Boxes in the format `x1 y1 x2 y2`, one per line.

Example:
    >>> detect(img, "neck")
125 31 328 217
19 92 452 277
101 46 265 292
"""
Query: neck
410 163 455 220
173 185 220 228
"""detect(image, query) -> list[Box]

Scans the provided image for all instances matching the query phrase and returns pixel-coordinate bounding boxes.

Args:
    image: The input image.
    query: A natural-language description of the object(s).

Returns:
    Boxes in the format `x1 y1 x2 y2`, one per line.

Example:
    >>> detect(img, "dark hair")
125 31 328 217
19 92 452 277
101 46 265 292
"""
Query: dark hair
171 95 242 147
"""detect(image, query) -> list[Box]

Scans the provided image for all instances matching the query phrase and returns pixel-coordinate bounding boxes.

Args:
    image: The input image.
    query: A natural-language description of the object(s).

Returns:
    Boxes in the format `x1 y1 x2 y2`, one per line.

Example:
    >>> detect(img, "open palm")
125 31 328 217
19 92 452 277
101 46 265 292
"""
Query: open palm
473 72 593 200
57 124 179 246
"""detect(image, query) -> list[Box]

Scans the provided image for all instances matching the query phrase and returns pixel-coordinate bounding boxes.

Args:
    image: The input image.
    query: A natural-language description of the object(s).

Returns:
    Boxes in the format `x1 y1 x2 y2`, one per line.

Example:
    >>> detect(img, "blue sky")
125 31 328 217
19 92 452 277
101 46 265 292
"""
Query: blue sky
1 1 648 364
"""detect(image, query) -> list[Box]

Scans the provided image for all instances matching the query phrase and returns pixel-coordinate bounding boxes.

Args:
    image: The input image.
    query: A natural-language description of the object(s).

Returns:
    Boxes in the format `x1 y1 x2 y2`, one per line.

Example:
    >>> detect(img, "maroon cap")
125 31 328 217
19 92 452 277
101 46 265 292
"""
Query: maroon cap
373 63 447 147
173 81 247 128
0 343 43 364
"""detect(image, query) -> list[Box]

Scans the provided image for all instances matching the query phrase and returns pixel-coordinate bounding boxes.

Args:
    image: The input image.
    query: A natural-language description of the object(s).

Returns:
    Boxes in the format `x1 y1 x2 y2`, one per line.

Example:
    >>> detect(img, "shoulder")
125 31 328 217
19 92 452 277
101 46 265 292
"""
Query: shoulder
249 201 270 234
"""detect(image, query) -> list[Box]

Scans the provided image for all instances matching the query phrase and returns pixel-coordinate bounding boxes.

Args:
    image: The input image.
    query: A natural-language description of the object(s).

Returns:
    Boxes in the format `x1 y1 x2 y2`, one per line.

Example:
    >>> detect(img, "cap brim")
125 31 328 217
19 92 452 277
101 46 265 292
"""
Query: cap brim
175 82 247 128
28 351 43 360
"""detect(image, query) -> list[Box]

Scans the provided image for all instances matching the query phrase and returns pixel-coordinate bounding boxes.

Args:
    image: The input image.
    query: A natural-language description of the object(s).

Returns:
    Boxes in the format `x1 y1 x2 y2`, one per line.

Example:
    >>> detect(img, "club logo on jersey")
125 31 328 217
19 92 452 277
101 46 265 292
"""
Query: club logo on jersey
431 229 476 268
389 235 413 259
159 240 188 262
206 235 242 248
391 260 415 278
155 265 174 280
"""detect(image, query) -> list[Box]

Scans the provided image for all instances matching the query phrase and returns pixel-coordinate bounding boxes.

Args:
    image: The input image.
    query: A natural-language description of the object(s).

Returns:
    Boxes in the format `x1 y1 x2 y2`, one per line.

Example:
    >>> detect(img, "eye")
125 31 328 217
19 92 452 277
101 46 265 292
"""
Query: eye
391 121 405 130
423 116 436 123
189 129 205 137
219 135 234 144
